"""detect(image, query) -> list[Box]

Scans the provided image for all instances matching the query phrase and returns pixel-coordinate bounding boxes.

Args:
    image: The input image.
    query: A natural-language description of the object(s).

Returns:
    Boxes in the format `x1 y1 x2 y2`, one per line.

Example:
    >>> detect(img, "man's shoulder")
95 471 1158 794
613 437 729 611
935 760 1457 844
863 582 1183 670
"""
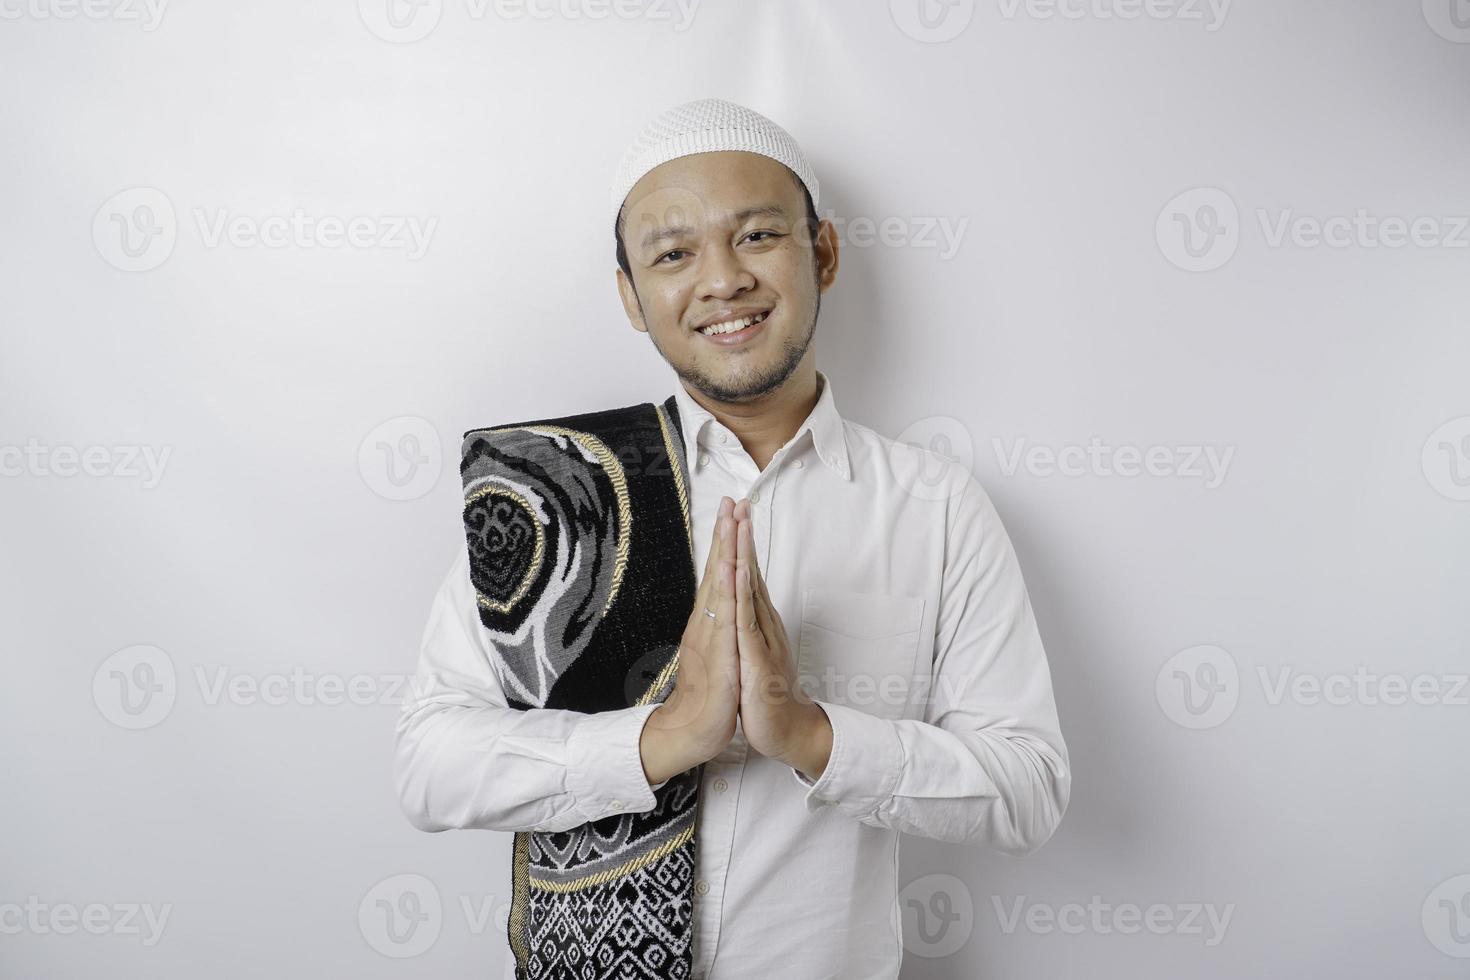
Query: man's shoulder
843 416 979 506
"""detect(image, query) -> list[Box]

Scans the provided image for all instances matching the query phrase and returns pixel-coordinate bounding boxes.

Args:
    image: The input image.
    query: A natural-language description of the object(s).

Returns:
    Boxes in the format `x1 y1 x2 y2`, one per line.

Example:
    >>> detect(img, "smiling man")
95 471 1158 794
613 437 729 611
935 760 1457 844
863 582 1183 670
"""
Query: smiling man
395 97 1071 980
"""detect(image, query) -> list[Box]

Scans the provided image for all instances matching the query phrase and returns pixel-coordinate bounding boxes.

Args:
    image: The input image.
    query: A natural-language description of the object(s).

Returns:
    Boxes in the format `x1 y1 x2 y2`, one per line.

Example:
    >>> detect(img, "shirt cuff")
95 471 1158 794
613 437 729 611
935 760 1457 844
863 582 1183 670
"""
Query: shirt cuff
789 700 904 819
566 702 666 821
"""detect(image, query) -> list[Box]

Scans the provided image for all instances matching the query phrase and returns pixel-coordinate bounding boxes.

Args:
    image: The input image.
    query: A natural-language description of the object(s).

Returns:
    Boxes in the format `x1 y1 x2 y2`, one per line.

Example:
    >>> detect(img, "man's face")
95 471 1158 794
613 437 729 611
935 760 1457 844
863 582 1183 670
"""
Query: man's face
616 151 837 404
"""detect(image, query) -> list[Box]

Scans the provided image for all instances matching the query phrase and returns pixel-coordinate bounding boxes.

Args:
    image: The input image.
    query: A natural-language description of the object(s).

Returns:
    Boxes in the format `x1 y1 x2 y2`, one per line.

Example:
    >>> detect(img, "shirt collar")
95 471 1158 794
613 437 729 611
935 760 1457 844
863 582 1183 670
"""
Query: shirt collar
670 369 851 480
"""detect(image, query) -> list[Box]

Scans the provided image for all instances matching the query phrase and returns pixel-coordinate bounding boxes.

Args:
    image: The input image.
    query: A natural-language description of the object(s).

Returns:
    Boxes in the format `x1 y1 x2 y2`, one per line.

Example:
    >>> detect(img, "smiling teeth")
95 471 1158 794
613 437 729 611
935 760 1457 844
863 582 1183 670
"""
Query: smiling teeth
700 312 767 336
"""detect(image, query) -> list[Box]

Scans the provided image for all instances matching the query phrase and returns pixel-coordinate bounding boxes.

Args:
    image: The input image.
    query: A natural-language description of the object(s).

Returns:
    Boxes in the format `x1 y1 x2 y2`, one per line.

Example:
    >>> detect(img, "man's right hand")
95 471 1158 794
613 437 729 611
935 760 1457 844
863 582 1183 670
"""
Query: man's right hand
639 495 741 786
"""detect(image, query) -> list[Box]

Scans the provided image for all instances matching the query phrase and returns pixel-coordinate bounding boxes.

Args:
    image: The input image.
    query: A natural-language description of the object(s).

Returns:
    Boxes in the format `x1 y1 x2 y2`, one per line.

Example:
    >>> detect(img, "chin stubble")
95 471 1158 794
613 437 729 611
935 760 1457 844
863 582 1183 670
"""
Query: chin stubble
680 290 819 404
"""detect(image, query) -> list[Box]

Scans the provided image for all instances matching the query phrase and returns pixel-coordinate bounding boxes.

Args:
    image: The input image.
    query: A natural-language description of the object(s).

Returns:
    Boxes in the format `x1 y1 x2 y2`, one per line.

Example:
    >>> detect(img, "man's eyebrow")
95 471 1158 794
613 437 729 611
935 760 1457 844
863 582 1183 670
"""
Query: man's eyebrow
731 204 791 224
637 203 792 251
640 224 692 251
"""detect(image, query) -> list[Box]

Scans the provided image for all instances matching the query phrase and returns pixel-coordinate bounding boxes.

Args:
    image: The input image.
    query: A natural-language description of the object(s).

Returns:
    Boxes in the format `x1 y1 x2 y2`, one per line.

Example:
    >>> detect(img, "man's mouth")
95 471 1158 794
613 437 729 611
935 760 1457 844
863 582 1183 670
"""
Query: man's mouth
696 309 772 337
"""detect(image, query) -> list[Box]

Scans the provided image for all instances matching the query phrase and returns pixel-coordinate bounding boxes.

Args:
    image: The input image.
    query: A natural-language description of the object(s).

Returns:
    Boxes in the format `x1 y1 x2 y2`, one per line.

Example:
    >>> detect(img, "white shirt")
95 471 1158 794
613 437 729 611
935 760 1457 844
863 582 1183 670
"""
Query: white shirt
395 369 1070 979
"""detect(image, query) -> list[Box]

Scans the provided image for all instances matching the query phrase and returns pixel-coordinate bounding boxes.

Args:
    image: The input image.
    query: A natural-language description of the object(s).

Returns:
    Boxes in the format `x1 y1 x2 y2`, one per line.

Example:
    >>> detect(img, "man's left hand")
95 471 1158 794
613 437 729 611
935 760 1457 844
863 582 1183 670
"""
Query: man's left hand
732 498 833 782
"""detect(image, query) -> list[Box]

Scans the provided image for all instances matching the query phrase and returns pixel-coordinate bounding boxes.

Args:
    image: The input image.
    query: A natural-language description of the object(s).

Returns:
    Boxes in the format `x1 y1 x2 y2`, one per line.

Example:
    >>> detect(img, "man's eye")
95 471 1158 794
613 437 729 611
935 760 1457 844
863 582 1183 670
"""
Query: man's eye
656 250 688 264
744 231 782 244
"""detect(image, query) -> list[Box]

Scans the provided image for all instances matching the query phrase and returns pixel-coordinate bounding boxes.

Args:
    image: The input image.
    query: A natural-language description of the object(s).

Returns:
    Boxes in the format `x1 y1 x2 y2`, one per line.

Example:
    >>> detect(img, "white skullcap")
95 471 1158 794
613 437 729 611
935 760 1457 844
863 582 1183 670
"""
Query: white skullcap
609 97 820 228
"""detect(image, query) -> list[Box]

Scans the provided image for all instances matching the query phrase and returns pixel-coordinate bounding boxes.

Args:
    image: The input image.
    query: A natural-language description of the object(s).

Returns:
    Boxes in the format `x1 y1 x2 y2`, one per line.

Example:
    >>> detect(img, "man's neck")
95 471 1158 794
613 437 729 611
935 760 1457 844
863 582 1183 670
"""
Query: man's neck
682 365 821 472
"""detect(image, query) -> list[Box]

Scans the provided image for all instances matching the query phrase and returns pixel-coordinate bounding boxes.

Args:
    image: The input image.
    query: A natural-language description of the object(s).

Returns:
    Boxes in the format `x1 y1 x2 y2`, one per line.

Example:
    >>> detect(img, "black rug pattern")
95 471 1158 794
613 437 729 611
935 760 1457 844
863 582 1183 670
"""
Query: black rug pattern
461 396 701 980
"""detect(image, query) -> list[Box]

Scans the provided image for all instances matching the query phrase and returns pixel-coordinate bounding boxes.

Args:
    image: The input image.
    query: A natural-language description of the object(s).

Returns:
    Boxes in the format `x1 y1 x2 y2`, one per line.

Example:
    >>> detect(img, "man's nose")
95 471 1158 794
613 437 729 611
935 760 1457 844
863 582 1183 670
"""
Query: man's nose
698 242 755 299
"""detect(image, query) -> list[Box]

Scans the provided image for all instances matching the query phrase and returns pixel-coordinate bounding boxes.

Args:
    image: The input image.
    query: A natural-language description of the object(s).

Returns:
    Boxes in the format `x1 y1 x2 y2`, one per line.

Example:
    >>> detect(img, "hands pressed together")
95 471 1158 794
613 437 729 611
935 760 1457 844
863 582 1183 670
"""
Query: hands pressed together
639 496 834 787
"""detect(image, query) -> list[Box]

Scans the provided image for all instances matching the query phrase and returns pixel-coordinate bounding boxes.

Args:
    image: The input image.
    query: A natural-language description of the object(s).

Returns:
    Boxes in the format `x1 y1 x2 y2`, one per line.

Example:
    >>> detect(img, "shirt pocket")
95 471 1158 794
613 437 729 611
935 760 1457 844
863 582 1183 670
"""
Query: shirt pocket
797 587 926 720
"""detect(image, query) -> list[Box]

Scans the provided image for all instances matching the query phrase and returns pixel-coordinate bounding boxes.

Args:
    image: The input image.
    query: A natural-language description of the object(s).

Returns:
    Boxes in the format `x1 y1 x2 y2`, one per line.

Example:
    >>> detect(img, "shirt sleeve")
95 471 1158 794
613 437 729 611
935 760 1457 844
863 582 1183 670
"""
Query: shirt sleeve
788 472 1071 855
394 549 670 834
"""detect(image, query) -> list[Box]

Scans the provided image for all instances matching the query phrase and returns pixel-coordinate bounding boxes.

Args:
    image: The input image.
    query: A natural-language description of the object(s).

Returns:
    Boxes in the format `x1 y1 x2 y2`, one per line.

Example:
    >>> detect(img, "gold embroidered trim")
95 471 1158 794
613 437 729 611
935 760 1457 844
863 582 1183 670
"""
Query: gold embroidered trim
528 823 695 894
655 404 694 569
637 652 680 707
640 403 696 707
509 831 530 974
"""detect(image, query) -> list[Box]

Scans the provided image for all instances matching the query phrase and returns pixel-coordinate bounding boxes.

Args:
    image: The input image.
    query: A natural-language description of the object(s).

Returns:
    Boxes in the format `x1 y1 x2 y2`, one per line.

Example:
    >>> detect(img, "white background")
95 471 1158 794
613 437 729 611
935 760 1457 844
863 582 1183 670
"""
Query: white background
2 0 1468 977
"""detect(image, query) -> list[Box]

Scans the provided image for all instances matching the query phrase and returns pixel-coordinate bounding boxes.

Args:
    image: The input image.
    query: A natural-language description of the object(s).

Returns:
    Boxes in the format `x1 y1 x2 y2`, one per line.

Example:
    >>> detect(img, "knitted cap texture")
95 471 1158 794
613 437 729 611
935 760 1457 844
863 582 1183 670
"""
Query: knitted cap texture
610 97 819 227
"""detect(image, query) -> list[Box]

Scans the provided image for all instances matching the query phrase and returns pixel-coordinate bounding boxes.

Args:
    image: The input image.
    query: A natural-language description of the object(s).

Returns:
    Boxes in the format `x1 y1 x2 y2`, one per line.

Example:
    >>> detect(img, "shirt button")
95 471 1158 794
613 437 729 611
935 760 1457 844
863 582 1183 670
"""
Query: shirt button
697 453 710 467
719 432 729 444
713 777 729 792
610 800 624 810
793 458 804 469
749 489 761 504
695 880 710 896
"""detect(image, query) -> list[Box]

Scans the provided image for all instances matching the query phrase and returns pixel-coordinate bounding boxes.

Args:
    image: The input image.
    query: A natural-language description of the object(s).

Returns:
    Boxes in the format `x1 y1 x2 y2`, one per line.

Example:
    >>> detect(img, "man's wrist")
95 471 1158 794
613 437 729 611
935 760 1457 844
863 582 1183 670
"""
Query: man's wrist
638 707 684 786
782 701 834 782
639 703 714 785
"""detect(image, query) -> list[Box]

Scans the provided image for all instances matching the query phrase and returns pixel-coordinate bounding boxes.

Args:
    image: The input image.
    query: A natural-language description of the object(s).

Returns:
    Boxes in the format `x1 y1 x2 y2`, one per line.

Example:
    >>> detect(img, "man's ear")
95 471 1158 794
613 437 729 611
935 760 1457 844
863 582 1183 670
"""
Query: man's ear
616 269 648 334
814 219 840 293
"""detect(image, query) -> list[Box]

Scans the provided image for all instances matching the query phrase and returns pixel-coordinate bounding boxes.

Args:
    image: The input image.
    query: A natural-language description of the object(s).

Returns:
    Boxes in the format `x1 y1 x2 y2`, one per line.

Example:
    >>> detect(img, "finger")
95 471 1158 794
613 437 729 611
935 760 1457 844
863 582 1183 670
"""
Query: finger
732 540 764 640
710 496 733 572
735 515 784 643
709 507 738 631
740 519 797 707
737 502 761 578
752 572 779 642
688 498 733 632
735 517 764 640
738 520 773 634
741 512 776 617
702 497 727 579
713 547 737 634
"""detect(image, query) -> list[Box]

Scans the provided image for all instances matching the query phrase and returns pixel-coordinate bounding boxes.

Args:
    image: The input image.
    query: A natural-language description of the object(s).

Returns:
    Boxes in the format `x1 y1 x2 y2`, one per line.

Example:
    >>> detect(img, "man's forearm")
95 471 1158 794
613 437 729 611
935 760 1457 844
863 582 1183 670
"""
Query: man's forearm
787 699 1070 854
396 699 667 832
